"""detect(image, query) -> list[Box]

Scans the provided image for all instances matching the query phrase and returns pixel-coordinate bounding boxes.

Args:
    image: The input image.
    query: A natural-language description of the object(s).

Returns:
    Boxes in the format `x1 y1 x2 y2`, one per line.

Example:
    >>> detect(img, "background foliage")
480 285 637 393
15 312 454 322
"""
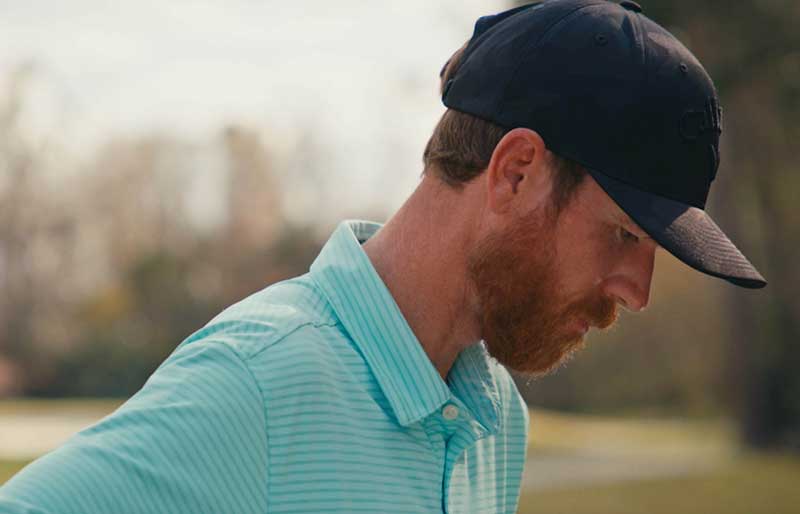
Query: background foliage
0 0 798 452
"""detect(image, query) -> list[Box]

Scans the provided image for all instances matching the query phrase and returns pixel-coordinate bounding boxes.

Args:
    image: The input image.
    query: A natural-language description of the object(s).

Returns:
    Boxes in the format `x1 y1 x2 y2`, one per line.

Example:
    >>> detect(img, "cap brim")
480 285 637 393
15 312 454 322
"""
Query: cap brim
587 169 767 289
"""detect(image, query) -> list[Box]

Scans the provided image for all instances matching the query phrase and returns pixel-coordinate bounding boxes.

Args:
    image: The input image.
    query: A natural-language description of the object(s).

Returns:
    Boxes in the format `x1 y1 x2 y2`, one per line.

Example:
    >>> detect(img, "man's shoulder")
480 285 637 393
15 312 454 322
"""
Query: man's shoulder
168 272 370 406
177 272 345 362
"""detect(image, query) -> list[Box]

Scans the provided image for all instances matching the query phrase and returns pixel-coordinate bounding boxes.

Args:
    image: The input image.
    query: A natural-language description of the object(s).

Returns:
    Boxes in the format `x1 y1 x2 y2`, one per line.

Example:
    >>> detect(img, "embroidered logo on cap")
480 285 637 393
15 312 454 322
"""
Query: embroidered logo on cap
679 97 722 181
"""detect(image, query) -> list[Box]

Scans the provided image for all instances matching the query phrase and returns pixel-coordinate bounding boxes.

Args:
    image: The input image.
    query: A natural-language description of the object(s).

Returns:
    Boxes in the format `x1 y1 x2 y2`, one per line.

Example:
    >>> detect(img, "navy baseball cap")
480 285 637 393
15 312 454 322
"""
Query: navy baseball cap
442 0 766 289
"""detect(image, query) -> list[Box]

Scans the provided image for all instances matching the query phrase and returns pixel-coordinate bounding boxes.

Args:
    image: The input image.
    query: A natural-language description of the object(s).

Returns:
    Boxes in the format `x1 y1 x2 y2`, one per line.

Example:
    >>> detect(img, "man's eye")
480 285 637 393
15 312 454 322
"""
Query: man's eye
619 226 640 243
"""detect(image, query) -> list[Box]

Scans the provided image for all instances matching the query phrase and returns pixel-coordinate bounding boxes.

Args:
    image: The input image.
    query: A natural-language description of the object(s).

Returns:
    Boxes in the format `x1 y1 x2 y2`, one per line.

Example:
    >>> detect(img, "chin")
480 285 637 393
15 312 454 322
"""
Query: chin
490 333 587 377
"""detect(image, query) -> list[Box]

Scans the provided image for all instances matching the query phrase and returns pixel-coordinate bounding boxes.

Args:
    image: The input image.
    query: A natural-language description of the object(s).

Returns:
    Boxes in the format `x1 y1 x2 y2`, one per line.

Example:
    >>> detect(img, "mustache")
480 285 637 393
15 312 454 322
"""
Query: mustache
565 292 618 329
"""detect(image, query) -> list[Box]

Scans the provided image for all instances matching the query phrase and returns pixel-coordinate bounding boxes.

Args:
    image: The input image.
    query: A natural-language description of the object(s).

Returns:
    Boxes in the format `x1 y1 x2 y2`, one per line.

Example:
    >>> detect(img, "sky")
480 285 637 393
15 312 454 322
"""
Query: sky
0 0 508 221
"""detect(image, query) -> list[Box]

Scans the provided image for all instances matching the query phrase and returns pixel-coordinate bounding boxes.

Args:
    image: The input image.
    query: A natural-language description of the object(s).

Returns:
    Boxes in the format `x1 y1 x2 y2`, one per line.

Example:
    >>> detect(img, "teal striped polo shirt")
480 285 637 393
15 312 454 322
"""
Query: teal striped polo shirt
0 220 530 514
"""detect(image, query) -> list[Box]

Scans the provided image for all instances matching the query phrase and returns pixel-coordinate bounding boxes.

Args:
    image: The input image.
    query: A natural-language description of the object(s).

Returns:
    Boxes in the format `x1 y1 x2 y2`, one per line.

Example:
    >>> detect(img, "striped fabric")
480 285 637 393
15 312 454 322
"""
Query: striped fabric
0 220 530 514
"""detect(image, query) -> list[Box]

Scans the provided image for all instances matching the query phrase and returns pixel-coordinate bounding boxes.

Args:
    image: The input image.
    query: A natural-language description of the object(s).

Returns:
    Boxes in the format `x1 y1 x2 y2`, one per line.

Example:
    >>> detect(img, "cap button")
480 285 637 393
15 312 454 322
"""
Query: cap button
619 1 643 13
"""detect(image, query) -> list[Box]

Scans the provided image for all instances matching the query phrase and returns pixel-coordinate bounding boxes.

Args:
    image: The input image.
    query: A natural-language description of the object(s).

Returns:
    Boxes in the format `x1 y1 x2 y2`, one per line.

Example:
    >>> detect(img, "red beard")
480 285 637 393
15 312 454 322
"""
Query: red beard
467 207 617 376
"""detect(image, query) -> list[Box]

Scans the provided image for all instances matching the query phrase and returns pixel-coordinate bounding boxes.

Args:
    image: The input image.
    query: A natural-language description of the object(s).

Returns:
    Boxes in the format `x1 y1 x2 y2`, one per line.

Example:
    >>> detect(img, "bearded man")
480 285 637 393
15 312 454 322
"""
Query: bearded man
0 1 765 513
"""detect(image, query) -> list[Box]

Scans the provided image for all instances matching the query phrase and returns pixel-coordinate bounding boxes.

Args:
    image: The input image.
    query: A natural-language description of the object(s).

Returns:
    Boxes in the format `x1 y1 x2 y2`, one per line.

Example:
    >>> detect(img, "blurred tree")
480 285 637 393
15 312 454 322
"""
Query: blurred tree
223 125 282 250
0 65 324 396
0 63 81 393
38 124 322 397
0 64 38 387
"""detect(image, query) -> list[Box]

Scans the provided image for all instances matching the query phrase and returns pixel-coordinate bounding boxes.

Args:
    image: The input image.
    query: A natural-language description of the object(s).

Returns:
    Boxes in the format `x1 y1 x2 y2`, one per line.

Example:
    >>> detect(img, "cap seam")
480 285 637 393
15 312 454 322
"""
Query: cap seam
631 5 648 90
451 2 544 97
497 0 607 120
630 8 655 182
631 6 647 78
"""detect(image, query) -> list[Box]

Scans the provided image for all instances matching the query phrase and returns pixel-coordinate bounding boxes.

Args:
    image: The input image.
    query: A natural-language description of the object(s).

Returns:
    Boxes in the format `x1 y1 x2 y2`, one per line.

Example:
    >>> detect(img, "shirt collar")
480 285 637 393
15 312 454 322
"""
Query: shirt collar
310 220 500 432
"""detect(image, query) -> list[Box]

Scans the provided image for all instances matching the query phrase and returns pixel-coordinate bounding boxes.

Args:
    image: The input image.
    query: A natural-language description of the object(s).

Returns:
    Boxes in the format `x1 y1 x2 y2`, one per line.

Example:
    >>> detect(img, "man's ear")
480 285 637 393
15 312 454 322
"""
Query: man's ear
485 128 554 217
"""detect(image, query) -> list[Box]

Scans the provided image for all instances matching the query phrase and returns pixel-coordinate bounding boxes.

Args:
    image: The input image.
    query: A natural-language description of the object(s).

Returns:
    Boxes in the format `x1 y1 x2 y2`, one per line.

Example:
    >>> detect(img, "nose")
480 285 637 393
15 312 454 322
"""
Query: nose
602 244 656 312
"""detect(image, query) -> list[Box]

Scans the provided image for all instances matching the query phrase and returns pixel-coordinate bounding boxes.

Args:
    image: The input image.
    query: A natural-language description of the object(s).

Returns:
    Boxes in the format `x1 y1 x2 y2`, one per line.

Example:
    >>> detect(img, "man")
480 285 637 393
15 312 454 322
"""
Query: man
0 1 765 513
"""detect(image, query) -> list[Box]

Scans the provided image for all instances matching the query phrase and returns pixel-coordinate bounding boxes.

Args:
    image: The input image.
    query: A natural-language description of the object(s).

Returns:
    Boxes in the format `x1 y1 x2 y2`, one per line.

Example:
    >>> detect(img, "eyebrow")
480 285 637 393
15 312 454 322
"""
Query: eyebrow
614 210 653 240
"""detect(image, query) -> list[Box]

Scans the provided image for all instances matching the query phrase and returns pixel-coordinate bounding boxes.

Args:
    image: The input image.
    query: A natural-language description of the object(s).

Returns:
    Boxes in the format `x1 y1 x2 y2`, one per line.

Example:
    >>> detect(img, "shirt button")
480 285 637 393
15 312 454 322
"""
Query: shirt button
442 404 459 420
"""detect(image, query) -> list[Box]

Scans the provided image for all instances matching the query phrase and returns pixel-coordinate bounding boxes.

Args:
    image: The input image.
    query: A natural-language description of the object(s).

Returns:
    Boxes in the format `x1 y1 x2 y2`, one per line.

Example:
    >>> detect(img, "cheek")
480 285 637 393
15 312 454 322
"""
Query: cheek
554 221 619 293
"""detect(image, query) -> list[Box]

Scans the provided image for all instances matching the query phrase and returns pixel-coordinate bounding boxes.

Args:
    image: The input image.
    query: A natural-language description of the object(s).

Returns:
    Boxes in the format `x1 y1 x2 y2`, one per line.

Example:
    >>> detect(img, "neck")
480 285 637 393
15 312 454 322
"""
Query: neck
362 176 484 379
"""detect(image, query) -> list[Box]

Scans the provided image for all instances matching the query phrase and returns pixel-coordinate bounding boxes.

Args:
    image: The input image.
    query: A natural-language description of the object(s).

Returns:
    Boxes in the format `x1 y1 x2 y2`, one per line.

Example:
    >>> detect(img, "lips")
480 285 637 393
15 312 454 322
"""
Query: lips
569 317 589 335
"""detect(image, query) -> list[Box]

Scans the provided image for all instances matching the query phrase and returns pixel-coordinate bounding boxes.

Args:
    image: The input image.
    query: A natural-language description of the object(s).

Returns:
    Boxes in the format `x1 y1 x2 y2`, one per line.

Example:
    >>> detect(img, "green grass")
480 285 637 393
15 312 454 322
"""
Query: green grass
526 408 737 456
518 453 800 514
520 409 800 513
0 398 123 416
